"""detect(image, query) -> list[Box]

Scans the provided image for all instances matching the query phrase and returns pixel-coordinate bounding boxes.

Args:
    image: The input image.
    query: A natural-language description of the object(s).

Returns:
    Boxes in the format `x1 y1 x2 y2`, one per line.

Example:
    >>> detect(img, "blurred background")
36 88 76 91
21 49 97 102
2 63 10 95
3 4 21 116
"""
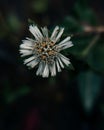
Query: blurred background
0 0 104 130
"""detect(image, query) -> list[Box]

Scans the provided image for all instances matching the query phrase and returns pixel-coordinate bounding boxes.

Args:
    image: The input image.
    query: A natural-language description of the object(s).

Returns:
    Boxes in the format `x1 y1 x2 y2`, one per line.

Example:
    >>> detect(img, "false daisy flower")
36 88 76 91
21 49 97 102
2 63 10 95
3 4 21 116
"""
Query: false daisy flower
20 25 73 77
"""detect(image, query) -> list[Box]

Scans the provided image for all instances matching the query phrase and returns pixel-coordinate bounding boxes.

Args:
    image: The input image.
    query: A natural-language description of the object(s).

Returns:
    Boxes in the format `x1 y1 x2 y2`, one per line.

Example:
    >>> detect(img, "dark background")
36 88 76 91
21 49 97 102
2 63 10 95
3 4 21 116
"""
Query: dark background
0 0 104 130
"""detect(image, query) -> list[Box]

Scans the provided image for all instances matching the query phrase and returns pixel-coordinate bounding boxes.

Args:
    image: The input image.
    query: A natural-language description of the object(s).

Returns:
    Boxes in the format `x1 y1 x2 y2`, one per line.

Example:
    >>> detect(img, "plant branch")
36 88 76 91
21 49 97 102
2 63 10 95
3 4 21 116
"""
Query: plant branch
83 25 104 33
82 34 100 57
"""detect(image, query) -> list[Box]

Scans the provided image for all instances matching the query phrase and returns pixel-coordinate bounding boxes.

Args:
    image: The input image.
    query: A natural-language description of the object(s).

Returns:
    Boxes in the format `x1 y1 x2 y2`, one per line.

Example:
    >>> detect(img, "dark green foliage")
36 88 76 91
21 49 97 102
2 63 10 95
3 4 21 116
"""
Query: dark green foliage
77 71 102 113
0 0 104 129
60 0 104 114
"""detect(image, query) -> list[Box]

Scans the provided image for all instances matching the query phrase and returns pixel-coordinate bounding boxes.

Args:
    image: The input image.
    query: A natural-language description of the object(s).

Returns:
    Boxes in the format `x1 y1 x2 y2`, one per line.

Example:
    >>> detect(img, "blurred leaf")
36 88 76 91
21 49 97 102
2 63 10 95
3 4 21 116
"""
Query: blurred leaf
69 34 104 72
73 1 97 25
28 19 37 25
67 63 75 70
60 0 97 39
7 13 21 32
66 34 104 74
4 86 30 104
31 0 49 13
86 39 104 73
69 35 93 57
61 16 82 33
100 104 104 116
77 71 102 113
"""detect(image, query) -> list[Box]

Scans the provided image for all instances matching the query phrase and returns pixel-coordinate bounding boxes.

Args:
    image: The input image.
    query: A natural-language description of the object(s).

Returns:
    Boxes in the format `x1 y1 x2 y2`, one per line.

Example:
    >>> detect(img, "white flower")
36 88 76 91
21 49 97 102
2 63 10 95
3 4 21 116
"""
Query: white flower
20 25 73 77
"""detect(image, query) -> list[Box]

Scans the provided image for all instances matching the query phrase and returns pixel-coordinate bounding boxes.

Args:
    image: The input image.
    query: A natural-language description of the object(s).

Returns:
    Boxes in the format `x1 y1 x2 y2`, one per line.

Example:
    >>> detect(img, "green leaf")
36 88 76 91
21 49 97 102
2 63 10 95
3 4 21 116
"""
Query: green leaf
73 1 97 25
66 34 104 74
61 16 82 33
86 40 104 73
69 35 93 58
77 71 102 113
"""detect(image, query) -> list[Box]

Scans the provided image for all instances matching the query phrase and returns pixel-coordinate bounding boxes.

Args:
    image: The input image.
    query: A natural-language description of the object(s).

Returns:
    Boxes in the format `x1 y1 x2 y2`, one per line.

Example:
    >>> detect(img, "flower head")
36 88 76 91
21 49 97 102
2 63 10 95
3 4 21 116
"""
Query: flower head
20 25 73 77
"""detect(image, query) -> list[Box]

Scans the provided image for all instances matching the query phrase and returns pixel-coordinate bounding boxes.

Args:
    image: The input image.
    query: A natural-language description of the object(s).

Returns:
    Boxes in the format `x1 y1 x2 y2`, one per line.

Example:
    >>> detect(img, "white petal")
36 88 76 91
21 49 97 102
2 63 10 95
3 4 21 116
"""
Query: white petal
20 44 33 50
20 40 35 49
20 49 31 53
58 36 71 44
36 62 44 76
58 53 70 66
26 37 36 43
50 26 59 40
42 63 49 77
23 39 35 45
20 50 33 57
29 25 38 40
26 37 34 41
34 26 43 38
27 59 39 68
56 60 61 72
57 41 73 51
24 56 36 64
57 57 64 68
55 28 64 42
20 49 32 53
49 62 56 76
41 27 48 37
29 25 43 41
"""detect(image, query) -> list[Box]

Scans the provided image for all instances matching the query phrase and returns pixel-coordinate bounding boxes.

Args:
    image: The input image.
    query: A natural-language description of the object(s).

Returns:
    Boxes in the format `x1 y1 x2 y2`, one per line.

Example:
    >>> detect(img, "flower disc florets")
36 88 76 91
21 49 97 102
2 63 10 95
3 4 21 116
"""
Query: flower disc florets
33 38 57 63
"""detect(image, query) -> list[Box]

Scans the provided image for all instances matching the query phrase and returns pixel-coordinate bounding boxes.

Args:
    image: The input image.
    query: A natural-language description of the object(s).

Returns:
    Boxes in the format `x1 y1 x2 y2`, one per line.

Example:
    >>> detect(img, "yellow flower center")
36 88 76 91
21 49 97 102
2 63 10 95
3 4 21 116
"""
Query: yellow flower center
34 39 57 62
